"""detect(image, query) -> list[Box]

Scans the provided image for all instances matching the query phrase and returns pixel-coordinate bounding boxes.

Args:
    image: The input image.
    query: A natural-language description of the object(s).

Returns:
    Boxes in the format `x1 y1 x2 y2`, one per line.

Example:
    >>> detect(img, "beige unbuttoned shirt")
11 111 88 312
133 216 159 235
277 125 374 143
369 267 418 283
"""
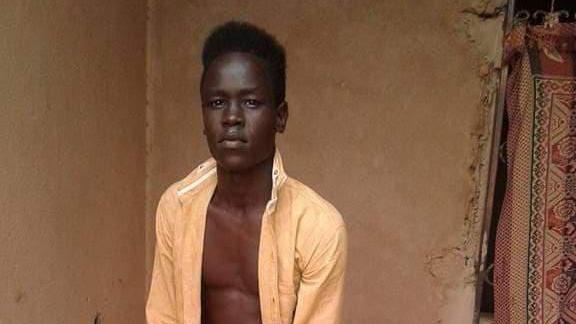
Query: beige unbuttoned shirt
146 151 347 324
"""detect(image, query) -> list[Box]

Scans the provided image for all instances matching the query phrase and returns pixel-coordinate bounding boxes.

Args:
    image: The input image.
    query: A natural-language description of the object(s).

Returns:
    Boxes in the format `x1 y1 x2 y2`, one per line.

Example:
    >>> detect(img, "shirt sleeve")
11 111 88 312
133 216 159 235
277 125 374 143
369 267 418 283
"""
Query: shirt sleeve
146 193 178 324
293 224 347 324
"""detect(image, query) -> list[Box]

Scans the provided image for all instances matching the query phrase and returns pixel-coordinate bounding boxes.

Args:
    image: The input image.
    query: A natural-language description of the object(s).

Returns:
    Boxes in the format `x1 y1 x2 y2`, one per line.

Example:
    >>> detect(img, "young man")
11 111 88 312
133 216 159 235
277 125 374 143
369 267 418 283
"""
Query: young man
146 21 347 324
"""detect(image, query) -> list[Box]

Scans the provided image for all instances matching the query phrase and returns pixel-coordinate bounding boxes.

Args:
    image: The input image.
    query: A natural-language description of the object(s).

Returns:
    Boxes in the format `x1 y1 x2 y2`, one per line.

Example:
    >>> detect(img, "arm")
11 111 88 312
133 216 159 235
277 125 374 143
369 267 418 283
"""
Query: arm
293 225 347 324
146 194 178 324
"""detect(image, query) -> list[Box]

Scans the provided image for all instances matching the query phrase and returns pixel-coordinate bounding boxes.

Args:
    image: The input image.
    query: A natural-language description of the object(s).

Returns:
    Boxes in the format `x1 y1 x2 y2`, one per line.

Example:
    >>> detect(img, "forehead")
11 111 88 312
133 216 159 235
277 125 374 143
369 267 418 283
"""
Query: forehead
201 52 272 92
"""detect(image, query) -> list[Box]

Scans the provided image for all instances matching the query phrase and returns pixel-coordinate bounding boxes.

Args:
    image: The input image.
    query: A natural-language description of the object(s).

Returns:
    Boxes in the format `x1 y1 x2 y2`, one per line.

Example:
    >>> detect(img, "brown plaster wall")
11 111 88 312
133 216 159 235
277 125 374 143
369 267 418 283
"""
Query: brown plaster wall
0 1 147 323
147 0 490 322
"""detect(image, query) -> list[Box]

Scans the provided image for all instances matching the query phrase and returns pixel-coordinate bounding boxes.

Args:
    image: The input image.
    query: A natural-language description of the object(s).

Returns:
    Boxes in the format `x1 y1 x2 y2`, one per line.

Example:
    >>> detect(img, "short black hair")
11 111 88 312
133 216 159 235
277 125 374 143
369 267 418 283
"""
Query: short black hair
201 21 286 105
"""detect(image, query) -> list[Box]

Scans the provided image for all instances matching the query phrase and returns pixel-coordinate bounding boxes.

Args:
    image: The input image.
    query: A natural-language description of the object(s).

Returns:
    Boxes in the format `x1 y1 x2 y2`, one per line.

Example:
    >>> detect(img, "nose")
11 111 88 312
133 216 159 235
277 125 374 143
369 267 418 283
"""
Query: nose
222 101 244 127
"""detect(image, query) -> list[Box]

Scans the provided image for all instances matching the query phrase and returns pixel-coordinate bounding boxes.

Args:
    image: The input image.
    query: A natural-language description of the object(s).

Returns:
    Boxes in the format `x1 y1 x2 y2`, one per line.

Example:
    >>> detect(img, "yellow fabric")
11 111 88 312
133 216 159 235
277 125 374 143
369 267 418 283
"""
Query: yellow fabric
146 151 347 324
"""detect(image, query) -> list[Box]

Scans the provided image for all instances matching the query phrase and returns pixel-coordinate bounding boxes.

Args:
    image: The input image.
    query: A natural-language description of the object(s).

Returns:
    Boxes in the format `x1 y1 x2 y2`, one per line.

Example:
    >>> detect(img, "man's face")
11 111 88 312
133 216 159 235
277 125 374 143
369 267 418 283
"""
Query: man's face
200 52 287 172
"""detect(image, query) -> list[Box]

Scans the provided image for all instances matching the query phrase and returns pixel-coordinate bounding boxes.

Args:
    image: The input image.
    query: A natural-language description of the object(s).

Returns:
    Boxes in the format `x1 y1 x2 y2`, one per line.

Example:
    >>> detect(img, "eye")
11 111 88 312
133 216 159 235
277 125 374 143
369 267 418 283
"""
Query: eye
205 99 225 109
244 99 261 109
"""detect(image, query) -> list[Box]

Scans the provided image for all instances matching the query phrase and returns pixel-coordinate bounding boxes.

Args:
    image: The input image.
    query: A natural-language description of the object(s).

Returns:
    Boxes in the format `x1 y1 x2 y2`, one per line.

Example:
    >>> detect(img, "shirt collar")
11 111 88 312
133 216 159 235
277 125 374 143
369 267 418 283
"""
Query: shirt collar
176 150 287 212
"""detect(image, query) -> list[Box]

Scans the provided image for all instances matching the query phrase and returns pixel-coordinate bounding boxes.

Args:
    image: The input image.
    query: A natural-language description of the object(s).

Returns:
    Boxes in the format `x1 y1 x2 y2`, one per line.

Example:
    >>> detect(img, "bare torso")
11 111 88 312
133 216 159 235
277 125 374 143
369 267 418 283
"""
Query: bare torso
201 199 265 324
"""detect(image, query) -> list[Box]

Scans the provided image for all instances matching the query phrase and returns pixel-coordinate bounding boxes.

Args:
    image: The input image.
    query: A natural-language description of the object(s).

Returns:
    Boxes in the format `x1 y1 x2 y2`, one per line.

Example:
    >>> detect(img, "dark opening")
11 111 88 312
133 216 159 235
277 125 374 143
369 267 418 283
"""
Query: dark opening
480 112 508 314
516 0 576 25
93 312 102 324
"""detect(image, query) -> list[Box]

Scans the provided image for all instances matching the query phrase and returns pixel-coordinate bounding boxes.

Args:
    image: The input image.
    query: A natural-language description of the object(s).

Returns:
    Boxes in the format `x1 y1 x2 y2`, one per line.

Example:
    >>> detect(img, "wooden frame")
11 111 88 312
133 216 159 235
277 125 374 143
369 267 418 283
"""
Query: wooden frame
473 0 516 322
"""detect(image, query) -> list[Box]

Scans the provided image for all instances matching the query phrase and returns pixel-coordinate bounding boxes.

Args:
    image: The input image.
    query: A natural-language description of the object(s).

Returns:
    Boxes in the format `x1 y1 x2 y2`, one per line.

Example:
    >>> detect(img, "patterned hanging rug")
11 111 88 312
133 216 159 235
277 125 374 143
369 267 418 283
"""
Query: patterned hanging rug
495 23 576 324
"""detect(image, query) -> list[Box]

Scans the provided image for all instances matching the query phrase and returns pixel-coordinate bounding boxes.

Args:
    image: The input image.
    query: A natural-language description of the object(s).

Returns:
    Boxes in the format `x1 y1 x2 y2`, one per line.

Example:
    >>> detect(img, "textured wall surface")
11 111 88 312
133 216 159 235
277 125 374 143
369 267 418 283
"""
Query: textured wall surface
146 0 488 322
0 1 147 323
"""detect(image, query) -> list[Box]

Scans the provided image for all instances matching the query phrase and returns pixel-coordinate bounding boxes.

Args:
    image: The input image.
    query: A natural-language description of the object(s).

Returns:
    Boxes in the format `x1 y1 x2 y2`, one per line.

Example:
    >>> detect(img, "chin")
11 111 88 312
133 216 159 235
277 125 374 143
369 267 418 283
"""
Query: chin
214 152 255 172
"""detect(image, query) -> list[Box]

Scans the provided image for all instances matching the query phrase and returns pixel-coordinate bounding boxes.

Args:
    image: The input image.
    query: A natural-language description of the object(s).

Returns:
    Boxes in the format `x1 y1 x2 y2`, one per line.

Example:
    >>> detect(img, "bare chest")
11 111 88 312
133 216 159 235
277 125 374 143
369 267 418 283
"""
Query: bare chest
201 204 264 294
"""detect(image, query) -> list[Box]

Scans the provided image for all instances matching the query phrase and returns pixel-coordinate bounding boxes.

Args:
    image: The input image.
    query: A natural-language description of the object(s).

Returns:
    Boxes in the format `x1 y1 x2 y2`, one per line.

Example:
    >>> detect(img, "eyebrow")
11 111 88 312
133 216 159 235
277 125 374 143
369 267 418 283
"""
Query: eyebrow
203 86 265 96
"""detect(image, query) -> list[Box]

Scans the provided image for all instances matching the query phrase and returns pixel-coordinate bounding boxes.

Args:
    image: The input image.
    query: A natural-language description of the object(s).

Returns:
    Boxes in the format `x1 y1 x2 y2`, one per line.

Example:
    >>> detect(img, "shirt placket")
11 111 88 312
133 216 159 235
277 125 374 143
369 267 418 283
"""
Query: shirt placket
259 167 282 324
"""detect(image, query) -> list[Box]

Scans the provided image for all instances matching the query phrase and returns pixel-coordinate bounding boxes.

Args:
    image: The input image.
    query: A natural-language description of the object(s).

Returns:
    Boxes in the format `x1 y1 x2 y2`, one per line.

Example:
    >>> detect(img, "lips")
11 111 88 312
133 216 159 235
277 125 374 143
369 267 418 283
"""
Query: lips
218 132 247 149
219 132 247 143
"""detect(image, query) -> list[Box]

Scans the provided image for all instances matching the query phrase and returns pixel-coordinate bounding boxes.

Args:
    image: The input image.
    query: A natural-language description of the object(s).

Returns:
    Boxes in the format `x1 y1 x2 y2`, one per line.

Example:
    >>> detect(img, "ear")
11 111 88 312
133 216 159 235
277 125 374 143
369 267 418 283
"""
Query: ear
275 101 289 133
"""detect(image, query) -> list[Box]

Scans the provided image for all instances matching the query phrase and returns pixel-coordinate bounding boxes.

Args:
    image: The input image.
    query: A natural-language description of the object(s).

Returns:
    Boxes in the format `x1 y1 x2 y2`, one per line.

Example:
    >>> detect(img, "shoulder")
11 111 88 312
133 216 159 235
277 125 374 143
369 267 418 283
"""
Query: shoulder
154 182 182 236
160 157 217 202
156 182 180 213
281 177 345 235
156 158 216 223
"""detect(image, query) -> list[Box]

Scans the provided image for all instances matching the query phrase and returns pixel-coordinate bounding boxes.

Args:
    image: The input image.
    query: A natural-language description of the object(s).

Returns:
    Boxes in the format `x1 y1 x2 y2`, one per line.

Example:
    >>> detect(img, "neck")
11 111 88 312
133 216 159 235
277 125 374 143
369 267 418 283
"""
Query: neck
213 154 274 209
